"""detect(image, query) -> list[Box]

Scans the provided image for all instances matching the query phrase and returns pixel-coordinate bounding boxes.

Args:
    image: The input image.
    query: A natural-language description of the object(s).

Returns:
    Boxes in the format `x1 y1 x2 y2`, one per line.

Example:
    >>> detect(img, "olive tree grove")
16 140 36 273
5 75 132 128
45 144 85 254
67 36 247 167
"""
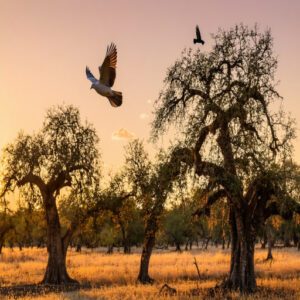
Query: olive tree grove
152 25 300 293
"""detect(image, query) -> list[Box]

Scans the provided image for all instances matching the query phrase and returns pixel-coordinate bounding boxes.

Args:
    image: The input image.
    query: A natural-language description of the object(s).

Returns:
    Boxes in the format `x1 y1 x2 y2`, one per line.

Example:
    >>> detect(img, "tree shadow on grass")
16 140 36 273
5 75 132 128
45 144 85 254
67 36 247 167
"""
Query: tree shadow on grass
0 283 92 298
200 286 297 300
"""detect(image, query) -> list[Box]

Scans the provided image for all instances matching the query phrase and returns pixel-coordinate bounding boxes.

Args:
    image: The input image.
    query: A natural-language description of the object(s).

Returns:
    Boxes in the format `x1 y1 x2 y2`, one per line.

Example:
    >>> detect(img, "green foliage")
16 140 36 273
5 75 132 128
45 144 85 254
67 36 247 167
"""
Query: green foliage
152 24 295 183
163 207 190 249
1 104 101 199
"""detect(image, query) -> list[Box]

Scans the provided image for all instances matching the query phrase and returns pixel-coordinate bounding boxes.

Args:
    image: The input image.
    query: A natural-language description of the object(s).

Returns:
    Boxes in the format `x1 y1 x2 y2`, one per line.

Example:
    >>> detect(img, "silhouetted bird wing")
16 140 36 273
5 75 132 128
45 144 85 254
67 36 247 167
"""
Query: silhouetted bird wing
196 25 201 40
99 43 117 87
86 67 98 84
194 25 205 44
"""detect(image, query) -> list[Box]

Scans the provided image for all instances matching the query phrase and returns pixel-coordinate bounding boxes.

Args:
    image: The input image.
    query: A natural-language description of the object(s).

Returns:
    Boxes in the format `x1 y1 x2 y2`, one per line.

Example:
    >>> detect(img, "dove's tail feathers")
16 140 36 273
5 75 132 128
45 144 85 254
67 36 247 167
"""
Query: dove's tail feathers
108 90 123 107
194 39 205 45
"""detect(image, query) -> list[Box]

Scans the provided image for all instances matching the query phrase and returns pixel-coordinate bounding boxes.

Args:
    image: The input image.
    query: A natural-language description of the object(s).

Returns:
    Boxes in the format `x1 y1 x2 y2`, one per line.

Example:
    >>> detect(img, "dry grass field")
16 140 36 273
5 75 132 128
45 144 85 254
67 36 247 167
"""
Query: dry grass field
0 247 299 299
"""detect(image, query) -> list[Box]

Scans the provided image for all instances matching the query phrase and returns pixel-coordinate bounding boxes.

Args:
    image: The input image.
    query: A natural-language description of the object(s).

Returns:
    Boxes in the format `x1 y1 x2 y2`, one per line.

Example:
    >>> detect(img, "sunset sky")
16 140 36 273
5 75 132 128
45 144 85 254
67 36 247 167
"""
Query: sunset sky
1 0 300 173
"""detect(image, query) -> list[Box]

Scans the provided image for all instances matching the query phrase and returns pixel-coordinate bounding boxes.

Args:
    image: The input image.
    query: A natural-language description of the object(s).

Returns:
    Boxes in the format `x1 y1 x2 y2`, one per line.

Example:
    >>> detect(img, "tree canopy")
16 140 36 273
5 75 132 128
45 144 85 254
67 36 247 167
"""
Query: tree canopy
152 24 299 293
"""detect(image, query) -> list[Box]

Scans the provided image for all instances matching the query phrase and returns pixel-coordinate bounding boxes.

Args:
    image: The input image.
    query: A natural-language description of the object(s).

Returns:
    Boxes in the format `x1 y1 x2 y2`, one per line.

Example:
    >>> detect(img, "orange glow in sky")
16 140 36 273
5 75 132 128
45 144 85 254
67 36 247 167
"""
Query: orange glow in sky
1 0 300 171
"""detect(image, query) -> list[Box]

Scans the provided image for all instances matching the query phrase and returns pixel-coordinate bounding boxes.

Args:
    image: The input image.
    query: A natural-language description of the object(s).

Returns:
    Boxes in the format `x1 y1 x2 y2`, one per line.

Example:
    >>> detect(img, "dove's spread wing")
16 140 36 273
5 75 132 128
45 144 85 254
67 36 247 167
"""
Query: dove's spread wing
99 43 117 87
196 25 201 39
86 67 98 84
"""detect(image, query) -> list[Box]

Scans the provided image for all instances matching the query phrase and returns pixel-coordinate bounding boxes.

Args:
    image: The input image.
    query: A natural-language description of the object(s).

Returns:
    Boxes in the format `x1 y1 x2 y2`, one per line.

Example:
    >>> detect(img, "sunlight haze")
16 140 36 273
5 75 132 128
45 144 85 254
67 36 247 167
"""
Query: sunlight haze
1 0 300 171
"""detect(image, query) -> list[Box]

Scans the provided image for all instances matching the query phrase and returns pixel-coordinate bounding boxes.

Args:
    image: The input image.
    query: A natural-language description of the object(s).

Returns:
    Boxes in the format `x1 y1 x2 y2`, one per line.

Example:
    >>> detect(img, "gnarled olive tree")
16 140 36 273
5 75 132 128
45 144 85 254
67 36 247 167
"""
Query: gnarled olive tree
1 105 100 285
152 25 298 293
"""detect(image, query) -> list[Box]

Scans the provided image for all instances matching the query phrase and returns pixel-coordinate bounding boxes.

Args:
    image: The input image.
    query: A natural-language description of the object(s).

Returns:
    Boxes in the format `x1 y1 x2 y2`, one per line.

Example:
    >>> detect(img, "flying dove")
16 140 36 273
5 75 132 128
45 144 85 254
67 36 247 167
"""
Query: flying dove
194 25 205 45
86 43 122 107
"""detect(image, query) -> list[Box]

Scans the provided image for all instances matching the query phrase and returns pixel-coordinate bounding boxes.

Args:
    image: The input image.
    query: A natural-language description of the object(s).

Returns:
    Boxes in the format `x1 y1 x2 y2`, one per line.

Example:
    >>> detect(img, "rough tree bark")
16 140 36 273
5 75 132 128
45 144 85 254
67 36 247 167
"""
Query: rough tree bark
15 176 80 285
225 209 256 293
137 215 158 283
41 194 78 285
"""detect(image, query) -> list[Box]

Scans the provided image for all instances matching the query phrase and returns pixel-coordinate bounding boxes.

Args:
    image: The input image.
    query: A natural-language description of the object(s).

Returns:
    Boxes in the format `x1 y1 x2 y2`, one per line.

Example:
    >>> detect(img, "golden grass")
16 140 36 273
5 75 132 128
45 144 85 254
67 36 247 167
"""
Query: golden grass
0 247 299 299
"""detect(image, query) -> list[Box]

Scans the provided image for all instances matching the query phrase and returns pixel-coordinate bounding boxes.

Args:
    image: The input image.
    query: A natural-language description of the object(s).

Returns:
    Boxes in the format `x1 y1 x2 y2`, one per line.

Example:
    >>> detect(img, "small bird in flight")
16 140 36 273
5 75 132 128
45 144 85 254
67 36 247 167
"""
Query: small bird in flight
193 25 205 45
86 43 122 107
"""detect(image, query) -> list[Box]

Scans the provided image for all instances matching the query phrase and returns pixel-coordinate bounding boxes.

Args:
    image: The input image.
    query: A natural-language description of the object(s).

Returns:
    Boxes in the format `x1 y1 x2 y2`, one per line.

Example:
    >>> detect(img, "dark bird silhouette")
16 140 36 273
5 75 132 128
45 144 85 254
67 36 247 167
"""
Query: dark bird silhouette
86 43 122 107
193 25 205 45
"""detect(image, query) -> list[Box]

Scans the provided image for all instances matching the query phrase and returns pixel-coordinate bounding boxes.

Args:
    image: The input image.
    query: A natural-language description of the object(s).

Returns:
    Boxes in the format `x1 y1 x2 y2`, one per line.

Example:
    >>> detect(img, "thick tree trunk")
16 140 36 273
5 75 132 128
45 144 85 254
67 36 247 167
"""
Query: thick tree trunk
137 217 157 284
228 210 240 289
138 235 155 283
137 193 167 285
41 196 78 285
224 210 256 293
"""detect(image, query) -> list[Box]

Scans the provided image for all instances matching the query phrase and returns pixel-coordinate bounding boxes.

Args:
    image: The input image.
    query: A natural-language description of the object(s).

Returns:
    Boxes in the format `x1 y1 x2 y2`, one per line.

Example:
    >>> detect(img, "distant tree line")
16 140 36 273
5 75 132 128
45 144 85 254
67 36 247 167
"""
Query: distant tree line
1 194 299 255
